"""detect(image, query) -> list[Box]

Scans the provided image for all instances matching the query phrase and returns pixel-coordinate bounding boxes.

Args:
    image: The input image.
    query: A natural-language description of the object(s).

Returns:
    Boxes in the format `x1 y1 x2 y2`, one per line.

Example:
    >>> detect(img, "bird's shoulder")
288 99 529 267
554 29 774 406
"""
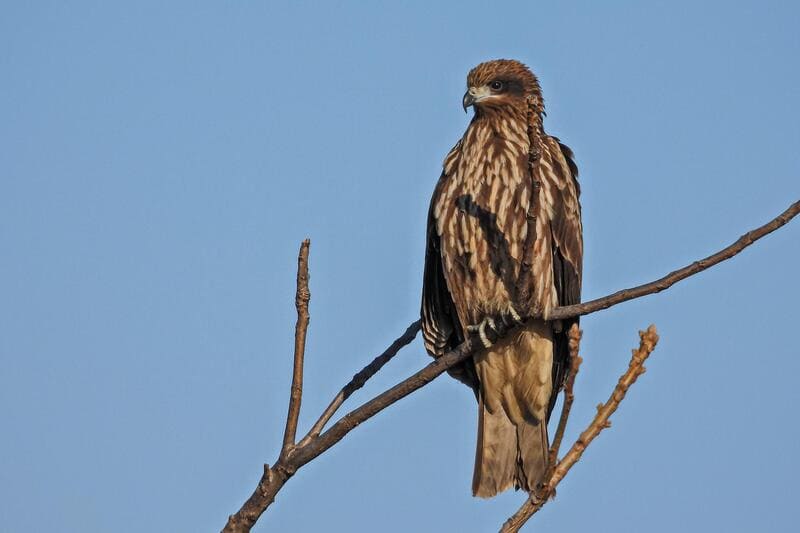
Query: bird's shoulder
442 138 464 179
542 135 580 191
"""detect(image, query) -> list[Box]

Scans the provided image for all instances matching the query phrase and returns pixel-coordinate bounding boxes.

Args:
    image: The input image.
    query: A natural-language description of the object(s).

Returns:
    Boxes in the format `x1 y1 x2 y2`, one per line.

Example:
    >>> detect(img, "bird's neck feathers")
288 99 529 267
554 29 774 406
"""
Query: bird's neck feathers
462 99 544 160
473 99 526 123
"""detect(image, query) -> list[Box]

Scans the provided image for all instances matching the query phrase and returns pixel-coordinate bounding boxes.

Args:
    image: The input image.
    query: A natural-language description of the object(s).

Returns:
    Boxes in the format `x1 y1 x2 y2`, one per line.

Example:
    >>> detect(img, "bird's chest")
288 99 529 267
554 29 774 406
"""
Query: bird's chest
433 138 533 314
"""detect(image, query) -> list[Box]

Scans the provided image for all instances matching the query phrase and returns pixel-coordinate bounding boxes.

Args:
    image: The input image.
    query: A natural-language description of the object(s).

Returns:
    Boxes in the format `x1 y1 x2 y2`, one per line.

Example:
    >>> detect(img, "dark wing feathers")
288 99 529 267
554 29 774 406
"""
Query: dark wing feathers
421 175 477 390
421 209 456 357
546 138 583 420
557 140 579 190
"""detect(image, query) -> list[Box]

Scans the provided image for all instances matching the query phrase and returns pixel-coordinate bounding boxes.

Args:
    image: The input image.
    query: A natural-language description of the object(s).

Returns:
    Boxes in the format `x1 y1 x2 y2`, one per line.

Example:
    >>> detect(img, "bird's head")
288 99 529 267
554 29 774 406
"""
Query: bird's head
463 59 542 115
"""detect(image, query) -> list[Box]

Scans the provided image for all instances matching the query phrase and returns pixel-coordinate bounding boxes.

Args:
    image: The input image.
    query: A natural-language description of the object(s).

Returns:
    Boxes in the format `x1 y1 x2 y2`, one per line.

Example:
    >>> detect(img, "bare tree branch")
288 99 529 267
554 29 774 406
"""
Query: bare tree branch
222 199 797 532
549 200 800 321
222 463 292 533
280 239 311 456
223 240 311 533
500 325 660 533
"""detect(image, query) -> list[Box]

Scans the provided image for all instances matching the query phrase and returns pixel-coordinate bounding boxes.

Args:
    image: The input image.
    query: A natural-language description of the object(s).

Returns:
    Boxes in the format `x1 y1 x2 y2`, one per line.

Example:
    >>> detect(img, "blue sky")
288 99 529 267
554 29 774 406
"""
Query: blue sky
2 1 799 532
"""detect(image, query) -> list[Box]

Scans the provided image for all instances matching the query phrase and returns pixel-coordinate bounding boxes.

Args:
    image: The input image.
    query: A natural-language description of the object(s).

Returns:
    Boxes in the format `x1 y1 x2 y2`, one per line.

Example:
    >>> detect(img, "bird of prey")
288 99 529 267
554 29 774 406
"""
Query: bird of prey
421 59 582 497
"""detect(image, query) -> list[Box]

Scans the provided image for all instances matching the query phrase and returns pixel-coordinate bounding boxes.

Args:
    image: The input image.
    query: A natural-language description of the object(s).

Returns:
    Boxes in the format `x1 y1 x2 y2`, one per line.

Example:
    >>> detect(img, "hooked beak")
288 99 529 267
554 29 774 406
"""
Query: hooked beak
462 90 475 113
462 86 491 113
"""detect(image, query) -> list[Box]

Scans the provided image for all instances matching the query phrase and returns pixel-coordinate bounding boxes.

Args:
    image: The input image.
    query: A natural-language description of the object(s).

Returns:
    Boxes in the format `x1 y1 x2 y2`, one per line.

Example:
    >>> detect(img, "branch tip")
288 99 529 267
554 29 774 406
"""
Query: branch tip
281 241 312 454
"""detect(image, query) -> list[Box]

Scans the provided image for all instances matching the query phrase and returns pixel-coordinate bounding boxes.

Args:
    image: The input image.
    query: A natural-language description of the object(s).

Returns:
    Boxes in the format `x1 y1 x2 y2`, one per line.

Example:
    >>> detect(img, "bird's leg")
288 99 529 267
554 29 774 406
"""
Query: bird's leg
467 305 525 348
467 316 499 348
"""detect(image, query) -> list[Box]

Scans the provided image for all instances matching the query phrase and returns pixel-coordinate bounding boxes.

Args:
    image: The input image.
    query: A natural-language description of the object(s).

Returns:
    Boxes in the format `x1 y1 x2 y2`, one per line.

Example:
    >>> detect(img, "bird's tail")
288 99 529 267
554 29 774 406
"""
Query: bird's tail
471 322 553 498
472 396 549 497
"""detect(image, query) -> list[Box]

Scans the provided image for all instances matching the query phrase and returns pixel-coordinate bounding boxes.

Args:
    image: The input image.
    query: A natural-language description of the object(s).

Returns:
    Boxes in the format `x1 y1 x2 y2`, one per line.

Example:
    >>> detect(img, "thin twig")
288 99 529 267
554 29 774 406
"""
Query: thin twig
298 320 421 447
500 325 660 533
548 324 583 469
281 239 311 455
551 326 658 487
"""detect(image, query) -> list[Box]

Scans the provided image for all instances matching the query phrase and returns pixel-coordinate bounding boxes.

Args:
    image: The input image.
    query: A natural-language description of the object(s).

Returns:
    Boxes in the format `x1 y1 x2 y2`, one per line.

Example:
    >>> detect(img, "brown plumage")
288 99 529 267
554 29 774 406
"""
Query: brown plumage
421 59 583 497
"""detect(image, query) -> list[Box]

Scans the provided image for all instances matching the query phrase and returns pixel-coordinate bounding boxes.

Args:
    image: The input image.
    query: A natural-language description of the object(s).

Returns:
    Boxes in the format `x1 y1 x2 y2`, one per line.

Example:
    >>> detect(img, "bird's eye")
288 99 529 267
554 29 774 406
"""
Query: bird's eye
489 80 505 91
